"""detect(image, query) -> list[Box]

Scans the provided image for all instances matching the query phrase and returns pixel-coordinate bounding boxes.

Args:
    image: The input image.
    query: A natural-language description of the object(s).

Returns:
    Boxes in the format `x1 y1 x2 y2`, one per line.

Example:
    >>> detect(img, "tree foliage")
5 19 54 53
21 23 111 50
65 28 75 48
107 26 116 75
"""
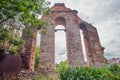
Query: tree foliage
0 25 25 54
0 0 50 28
0 0 50 54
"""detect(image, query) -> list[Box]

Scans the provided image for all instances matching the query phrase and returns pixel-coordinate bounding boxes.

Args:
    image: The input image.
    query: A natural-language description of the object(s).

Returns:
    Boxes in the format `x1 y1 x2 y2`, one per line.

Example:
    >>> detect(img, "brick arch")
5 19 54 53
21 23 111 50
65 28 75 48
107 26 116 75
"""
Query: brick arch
54 17 66 27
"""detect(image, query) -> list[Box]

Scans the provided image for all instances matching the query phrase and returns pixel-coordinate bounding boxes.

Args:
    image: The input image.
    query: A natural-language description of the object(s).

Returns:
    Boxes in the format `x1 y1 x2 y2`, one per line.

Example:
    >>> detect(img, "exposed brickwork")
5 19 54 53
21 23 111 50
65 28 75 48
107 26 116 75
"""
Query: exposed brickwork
38 24 55 72
19 29 37 72
38 3 85 72
80 22 107 66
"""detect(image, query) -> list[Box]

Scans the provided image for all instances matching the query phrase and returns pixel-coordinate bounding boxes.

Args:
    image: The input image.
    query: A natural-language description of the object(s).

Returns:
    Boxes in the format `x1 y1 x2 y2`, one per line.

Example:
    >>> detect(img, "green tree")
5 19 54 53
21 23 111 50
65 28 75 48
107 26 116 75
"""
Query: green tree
0 0 50 54
0 0 50 28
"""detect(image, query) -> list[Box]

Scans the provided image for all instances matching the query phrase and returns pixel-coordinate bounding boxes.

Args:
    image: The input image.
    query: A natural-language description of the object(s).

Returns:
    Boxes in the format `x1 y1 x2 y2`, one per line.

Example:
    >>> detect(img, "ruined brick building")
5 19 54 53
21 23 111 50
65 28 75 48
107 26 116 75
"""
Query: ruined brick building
20 3 106 72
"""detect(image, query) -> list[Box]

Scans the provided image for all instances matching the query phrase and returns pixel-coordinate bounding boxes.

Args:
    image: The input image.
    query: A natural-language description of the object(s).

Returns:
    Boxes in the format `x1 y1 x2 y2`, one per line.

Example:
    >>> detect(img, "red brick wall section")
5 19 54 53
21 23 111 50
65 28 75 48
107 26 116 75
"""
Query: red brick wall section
19 29 37 72
80 22 107 66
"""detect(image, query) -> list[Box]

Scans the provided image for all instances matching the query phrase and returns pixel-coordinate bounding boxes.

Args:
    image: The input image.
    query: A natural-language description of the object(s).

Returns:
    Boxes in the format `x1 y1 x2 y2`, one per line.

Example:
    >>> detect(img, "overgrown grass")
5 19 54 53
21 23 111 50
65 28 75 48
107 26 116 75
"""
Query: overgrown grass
56 60 68 72
58 64 120 80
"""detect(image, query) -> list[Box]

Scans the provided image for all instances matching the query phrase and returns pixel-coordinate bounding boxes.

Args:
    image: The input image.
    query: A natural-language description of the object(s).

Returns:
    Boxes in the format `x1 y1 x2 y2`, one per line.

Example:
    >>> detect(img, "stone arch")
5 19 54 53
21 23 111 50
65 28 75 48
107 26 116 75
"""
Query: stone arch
54 17 66 27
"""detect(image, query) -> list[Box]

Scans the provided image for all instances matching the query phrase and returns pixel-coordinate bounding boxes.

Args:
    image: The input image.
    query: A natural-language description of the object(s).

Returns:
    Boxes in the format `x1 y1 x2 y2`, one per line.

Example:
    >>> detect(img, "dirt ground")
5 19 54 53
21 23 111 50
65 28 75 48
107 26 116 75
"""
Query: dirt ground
18 69 60 80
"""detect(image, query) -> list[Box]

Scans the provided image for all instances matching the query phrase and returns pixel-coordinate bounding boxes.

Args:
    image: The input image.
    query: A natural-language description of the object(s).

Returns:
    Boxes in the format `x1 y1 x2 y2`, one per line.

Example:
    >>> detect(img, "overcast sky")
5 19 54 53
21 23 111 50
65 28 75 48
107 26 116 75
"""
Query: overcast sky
37 0 120 63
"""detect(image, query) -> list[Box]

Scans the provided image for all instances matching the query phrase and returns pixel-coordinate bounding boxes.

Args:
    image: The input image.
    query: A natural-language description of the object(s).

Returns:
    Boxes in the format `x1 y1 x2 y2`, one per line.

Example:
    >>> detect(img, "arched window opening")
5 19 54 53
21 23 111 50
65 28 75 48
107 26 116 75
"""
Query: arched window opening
55 25 67 64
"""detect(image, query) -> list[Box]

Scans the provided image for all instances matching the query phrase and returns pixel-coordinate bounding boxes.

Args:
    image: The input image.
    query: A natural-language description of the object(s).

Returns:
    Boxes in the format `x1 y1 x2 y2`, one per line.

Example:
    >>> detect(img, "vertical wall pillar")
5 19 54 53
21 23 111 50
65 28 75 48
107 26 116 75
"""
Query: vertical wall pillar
29 31 37 71
66 19 85 66
19 29 37 71
38 25 55 72
82 29 94 66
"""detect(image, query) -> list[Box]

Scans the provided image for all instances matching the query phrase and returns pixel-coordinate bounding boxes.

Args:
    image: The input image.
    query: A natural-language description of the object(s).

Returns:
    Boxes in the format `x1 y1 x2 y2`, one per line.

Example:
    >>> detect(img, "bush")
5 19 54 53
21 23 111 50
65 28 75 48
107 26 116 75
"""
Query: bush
58 64 120 80
56 60 68 72
106 64 120 80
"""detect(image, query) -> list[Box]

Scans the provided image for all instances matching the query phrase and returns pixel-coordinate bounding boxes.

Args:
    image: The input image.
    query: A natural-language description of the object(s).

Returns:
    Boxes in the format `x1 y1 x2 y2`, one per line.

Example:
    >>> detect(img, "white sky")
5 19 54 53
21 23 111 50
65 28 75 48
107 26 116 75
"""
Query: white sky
37 0 120 63
55 25 67 63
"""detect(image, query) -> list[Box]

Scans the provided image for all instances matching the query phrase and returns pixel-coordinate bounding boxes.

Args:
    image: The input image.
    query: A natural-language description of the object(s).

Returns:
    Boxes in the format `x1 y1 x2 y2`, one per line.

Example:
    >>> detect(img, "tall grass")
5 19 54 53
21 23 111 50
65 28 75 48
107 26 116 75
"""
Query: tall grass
58 64 120 80
56 60 68 72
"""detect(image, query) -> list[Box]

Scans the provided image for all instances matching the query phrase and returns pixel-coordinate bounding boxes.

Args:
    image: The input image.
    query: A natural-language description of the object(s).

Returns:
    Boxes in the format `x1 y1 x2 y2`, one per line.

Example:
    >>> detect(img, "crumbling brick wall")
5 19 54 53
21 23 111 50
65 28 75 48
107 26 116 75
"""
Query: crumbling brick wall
19 29 37 72
80 22 107 66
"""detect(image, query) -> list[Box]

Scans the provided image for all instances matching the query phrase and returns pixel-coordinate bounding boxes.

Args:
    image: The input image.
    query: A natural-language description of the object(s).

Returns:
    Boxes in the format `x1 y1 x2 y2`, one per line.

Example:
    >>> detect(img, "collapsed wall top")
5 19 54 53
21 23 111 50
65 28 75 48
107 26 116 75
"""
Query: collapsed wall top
51 3 78 13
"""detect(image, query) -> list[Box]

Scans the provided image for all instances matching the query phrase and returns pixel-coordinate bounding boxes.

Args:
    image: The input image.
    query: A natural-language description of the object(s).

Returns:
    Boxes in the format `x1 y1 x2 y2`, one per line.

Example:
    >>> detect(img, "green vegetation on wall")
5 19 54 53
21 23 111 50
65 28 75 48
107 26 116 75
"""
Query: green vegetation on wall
34 46 40 70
